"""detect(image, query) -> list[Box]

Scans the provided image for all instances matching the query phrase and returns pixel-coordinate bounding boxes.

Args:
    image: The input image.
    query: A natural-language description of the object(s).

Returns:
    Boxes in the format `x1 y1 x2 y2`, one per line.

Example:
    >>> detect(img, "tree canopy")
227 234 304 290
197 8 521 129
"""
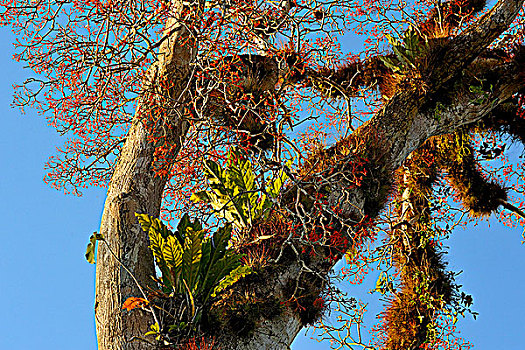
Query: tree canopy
1 0 525 349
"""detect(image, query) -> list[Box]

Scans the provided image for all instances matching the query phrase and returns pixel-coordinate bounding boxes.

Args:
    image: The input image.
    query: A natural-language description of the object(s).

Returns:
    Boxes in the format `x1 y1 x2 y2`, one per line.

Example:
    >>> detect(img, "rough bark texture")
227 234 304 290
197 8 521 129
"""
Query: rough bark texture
211 59 522 350
95 2 198 349
95 120 167 350
428 0 524 86
94 0 524 349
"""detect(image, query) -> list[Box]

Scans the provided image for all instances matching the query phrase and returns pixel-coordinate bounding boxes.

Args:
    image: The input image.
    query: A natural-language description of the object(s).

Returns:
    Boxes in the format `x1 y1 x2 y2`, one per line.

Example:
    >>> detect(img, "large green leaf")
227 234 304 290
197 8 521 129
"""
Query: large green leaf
267 169 287 199
203 252 243 302
147 224 165 263
194 160 248 228
203 159 227 191
163 235 183 269
149 226 175 288
199 224 232 294
190 190 211 203
392 44 414 68
241 158 255 191
198 236 212 285
136 213 175 289
182 227 203 292
175 213 202 245
209 224 232 266
226 157 254 192
134 212 250 311
192 153 289 228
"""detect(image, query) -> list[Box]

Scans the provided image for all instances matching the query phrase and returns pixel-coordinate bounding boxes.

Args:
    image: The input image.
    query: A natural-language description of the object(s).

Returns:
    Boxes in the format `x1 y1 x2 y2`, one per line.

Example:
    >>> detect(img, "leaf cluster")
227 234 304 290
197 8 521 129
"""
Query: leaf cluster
135 213 253 336
191 150 287 230
381 28 429 73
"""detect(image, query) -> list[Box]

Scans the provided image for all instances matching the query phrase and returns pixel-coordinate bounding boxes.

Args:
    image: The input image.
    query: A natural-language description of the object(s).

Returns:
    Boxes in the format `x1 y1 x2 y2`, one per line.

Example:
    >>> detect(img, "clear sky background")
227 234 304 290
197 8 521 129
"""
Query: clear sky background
1 25 525 349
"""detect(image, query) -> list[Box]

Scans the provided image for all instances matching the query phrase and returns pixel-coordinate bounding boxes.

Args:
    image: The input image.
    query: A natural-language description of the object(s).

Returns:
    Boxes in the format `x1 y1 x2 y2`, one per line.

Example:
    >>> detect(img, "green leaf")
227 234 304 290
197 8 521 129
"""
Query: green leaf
135 213 171 239
383 28 427 73
168 322 188 332
149 226 174 288
135 212 152 232
198 236 212 287
379 56 400 72
136 213 176 289
241 159 255 191
203 252 243 301
191 191 211 203
163 235 183 269
203 159 226 188
145 322 161 340
402 28 421 59
85 232 104 264
203 159 249 226
268 169 287 199
200 224 232 297
227 158 254 192
198 155 280 228
392 45 414 68
148 223 166 263
209 224 232 266
182 227 203 292
385 34 399 47
211 265 253 297
175 213 202 245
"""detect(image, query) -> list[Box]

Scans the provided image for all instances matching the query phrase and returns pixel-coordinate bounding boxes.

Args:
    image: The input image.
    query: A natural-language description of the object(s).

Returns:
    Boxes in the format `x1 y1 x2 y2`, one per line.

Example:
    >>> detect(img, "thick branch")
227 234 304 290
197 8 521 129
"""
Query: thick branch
213 58 522 350
427 0 524 87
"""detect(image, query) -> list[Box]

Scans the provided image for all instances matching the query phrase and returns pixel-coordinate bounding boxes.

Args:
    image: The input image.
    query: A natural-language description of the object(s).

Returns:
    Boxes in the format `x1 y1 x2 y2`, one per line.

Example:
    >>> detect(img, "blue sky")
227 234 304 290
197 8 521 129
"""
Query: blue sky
1 26 525 350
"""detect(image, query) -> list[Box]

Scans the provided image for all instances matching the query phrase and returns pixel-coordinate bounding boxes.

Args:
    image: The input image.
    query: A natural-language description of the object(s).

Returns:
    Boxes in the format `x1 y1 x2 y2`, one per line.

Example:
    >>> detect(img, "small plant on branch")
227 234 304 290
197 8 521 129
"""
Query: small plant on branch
132 212 252 344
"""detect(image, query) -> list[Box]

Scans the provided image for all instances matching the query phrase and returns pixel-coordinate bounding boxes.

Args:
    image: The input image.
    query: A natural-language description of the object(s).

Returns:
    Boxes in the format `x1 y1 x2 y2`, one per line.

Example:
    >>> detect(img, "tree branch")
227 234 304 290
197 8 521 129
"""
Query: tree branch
212 53 523 350
427 0 524 87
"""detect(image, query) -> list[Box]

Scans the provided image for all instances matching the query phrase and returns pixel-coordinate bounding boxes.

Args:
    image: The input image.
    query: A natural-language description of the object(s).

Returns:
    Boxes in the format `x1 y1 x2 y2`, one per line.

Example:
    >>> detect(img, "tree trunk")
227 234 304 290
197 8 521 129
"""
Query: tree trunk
95 119 168 350
95 2 198 349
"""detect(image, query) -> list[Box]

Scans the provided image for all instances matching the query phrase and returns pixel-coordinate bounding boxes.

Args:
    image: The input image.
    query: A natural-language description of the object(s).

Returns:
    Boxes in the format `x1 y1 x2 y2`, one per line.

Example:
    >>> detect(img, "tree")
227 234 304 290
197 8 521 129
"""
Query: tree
1 0 524 349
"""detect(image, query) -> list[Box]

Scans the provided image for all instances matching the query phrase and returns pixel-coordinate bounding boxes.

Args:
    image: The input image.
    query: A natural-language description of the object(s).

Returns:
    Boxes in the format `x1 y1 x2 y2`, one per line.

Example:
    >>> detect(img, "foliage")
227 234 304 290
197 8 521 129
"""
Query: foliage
85 232 104 264
135 212 252 338
2 0 525 348
380 27 429 73
191 149 287 230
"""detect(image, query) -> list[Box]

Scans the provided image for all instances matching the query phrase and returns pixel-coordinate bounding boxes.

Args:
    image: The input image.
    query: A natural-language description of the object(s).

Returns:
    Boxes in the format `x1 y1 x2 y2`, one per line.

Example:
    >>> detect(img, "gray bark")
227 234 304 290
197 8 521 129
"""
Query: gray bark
95 2 197 349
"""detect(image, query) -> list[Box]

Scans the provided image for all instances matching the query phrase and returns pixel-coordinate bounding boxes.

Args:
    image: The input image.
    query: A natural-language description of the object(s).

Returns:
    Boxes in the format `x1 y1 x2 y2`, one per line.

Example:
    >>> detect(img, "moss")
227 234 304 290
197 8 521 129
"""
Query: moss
205 269 284 338
436 133 507 216
383 245 454 350
282 273 326 326
381 137 456 349
478 99 525 145
420 0 487 38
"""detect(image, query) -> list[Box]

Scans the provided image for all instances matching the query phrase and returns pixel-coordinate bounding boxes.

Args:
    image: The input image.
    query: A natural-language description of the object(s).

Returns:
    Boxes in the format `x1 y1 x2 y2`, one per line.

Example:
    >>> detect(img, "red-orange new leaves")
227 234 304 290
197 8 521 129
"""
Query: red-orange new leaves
0 0 173 194
122 297 149 312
